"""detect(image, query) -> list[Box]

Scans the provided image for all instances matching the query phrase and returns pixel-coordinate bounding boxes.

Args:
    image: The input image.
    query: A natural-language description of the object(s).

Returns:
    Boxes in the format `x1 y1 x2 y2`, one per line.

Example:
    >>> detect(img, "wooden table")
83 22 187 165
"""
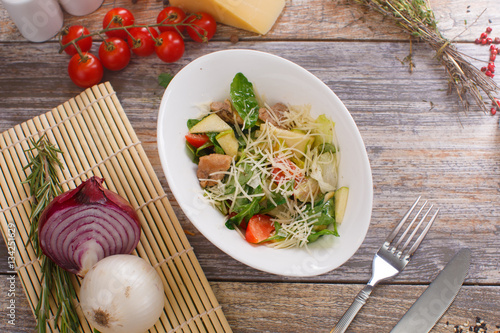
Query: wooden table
1 1 499 332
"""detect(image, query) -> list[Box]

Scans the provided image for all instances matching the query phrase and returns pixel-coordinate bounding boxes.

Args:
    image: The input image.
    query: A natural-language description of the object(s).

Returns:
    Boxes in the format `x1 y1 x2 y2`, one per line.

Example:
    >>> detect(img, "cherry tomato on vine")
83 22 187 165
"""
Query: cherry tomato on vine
61 25 92 56
157 6 187 33
155 31 185 63
68 53 103 88
127 26 159 57
103 7 135 40
186 12 217 43
98 37 131 71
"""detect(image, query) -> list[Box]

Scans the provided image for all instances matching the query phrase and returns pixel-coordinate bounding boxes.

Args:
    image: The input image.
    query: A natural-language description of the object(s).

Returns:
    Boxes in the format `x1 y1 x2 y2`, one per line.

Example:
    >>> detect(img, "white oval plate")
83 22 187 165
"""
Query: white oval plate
157 49 373 277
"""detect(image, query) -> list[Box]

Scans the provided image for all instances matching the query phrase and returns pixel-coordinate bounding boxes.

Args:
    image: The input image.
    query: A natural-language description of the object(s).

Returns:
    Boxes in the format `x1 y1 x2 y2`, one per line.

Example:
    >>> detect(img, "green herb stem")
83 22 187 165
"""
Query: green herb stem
24 135 80 333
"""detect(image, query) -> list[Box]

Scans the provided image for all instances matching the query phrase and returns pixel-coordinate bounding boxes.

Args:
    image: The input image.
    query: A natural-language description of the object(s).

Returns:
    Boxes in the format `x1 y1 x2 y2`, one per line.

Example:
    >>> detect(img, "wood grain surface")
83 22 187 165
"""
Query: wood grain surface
1 0 499 332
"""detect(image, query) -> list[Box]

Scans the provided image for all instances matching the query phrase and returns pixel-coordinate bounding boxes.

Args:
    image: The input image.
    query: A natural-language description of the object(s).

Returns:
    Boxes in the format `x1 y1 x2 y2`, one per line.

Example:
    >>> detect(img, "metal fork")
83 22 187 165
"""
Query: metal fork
331 197 439 333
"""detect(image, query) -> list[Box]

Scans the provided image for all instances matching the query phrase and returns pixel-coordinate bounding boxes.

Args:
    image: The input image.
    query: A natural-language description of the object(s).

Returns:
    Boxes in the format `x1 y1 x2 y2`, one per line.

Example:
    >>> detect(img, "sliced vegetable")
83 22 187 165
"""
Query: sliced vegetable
334 187 349 223
38 176 141 277
264 123 314 158
185 133 210 148
230 72 260 129
216 129 239 157
189 113 232 133
245 214 275 243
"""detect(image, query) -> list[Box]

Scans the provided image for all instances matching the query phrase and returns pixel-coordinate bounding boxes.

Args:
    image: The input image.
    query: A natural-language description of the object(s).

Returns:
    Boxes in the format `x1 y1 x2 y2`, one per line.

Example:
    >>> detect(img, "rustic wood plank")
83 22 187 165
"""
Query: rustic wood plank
1 41 498 284
1 0 499 43
1 276 499 332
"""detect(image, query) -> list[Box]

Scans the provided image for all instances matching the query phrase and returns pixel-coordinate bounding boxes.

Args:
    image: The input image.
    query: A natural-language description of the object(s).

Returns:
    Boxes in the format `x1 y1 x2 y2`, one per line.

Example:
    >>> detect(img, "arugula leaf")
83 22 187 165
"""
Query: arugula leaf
302 197 339 243
230 73 260 129
260 192 287 213
226 186 263 228
307 229 339 243
237 163 253 184
187 118 200 129
158 72 174 88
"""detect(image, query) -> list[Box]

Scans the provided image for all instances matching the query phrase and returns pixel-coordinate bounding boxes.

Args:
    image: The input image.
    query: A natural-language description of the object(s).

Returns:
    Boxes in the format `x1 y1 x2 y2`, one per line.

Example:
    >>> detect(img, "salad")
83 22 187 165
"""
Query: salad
185 73 348 248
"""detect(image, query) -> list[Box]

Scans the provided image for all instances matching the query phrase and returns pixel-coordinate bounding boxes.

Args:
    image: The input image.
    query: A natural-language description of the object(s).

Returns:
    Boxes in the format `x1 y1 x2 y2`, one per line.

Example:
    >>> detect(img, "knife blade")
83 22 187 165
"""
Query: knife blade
390 248 471 333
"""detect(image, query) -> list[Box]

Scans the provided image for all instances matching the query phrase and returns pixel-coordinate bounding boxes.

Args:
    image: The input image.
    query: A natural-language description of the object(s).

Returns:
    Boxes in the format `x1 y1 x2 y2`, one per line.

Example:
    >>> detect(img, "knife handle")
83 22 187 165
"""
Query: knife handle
331 284 374 333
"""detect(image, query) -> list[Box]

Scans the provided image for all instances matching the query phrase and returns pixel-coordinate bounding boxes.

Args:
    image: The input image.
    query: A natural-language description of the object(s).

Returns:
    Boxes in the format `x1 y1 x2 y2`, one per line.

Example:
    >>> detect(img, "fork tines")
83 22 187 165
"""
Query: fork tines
385 196 439 259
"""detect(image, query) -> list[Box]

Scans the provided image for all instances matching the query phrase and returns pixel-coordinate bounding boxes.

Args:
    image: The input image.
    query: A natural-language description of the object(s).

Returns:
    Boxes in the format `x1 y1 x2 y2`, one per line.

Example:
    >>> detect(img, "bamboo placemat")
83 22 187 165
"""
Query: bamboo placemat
0 82 232 333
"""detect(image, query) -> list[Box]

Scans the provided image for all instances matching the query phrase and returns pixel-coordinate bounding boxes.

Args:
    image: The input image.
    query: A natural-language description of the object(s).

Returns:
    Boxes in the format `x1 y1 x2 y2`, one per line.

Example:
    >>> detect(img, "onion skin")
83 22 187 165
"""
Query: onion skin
38 176 141 277
80 255 165 333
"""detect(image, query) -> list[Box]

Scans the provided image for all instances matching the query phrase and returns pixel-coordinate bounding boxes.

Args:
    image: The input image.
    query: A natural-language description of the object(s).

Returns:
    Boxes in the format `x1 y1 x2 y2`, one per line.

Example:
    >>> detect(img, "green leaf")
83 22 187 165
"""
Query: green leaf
187 118 200 129
307 228 339 243
262 221 286 242
158 72 174 88
229 73 260 129
227 186 263 227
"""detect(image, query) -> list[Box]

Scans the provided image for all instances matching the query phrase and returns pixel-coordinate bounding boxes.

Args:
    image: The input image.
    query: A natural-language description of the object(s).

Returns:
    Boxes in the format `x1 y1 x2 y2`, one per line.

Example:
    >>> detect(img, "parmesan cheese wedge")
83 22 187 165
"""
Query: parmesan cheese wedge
170 0 286 35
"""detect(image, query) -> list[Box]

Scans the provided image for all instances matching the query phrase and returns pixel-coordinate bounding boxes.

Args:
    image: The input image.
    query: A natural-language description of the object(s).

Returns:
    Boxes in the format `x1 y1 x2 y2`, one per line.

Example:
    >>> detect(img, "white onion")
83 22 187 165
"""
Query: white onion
80 255 164 333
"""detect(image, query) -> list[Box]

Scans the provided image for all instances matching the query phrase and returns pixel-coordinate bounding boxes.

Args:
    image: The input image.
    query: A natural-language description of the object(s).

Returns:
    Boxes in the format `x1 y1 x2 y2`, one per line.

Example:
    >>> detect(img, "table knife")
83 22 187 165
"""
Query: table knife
390 248 471 333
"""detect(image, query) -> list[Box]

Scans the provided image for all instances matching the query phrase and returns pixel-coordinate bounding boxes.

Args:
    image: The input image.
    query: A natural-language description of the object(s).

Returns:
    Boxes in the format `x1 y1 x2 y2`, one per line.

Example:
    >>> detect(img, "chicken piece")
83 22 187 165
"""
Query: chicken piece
258 102 289 128
197 154 233 188
210 99 244 125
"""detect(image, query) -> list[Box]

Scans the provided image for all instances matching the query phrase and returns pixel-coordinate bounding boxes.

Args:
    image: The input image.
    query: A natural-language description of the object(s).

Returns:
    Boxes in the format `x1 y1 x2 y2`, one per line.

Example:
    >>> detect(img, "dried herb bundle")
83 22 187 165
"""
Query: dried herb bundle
354 0 499 112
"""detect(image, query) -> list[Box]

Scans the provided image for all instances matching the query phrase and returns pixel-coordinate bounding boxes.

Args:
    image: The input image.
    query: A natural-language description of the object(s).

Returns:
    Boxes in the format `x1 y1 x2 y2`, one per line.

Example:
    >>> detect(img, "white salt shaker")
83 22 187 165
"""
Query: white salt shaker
1 0 64 42
58 0 104 16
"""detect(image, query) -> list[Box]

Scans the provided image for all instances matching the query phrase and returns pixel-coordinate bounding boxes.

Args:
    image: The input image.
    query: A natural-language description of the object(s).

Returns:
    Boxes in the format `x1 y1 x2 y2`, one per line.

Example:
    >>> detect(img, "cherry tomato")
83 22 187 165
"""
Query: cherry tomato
127 26 159 57
103 7 135 40
185 133 210 148
98 37 131 71
245 214 275 244
68 53 103 88
186 12 217 43
157 6 187 33
61 25 92 56
155 31 185 63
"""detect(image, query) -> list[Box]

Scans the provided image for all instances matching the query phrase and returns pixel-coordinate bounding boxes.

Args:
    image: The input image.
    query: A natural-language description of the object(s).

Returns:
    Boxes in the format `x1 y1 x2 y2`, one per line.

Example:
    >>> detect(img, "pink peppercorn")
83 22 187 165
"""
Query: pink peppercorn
492 49 498 55
486 27 493 33
490 44 497 51
488 62 495 72
481 32 488 39
481 66 487 72
491 54 497 62
475 38 481 44
485 70 492 77
486 38 493 44
495 37 500 44
491 107 497 115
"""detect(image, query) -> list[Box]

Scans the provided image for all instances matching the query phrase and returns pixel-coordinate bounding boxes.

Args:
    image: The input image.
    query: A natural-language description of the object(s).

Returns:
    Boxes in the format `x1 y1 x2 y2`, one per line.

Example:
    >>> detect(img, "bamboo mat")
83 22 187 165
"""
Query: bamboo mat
0 82 232 333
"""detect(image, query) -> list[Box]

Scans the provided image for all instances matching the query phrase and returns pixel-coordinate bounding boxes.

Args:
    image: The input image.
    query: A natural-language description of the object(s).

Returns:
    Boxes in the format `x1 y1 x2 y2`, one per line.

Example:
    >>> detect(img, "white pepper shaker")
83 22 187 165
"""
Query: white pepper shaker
58 0 104 16
1 0 64 42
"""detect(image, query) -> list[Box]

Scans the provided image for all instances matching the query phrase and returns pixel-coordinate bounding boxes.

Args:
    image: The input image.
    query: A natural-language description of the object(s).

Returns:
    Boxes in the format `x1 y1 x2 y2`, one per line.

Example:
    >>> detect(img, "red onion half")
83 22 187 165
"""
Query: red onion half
38 176 141 277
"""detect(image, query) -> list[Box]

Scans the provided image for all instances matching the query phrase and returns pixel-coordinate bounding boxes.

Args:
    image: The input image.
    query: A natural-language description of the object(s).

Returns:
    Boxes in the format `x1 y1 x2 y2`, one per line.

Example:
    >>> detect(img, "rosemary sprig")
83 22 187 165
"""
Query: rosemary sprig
354 0 499 112
24 135 80 333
